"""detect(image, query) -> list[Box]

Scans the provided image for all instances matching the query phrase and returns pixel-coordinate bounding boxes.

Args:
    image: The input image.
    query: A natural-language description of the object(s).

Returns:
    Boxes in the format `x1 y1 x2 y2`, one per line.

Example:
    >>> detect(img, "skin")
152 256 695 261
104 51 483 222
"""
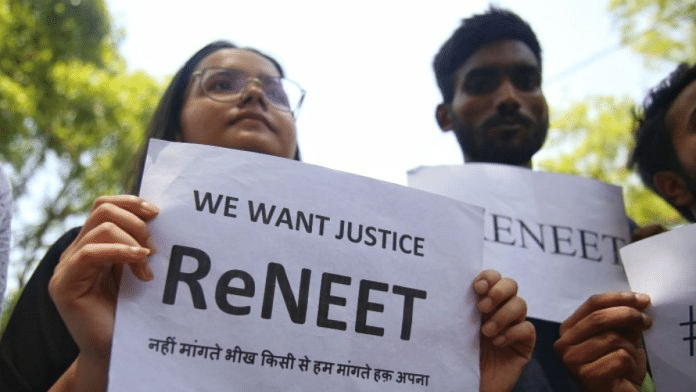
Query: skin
554 293 652 392
653 78 696 210
46 48 532 392
475 270 536 392
436 40 549 167
180 49 297 160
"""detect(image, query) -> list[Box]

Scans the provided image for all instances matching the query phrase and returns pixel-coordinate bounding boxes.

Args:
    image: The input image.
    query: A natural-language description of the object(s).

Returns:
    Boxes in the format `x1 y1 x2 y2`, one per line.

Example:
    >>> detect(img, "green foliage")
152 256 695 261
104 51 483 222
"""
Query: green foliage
537 96 684 227
609 0 696 63
0 0 163 287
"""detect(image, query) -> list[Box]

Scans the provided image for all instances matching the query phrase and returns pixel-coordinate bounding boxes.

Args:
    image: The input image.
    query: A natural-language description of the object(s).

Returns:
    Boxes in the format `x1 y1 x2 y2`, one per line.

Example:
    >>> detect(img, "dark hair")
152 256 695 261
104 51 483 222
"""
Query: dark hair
127 40 298 194
433 7 542 103
631 62 696 222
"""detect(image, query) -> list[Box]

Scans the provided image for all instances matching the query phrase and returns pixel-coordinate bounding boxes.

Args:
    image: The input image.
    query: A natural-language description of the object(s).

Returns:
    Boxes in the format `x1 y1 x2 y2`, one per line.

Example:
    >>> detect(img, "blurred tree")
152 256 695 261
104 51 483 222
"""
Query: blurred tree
0 0 162 290
535 96 683 227
609 0 696 64
537 0 696 229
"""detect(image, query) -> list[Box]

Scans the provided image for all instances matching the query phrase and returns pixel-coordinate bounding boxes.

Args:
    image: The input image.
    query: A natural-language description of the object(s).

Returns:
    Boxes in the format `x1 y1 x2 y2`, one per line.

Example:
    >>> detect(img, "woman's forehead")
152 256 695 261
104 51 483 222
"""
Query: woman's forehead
196 48 280 77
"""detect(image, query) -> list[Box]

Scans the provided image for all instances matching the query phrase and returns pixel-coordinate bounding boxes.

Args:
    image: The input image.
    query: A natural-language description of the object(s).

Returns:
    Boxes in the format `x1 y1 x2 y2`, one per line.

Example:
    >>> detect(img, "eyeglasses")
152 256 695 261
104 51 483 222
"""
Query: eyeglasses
191 67 306 115
462 65 541 95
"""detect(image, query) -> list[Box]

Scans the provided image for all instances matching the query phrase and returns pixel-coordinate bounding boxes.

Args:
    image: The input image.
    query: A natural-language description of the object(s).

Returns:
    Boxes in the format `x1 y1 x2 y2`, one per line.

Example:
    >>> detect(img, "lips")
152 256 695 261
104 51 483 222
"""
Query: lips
229 111 275 133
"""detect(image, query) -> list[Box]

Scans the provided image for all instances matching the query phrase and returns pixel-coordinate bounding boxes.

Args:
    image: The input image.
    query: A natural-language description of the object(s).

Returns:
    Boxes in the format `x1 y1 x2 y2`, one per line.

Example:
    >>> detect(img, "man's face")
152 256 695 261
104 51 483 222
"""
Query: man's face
438 40 549 166
663 78 696 208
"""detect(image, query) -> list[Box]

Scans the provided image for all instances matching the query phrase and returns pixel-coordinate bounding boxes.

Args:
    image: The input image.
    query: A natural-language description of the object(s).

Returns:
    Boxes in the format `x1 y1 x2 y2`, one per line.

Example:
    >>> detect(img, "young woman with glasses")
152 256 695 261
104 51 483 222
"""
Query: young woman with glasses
0 41 535 392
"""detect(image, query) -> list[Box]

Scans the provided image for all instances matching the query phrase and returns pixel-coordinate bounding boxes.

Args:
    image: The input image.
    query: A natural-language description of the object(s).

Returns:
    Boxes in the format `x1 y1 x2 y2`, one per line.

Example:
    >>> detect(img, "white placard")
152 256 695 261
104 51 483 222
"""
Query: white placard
408 164 631 323
621 224 696 392
108 140 485 391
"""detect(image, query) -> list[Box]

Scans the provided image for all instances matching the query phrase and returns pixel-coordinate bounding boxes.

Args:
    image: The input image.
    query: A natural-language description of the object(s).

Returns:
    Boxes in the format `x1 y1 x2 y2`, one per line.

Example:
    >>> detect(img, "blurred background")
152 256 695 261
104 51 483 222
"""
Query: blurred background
1 0 693 326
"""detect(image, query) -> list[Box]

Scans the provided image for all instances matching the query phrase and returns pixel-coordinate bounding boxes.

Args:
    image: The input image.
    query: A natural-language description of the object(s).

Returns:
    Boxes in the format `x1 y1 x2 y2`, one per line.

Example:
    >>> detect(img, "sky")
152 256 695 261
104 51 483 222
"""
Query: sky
104 0 668 185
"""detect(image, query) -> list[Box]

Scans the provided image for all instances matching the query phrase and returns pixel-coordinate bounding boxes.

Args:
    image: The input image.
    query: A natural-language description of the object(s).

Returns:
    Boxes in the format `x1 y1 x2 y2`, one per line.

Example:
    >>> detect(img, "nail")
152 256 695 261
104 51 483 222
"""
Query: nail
141 201 159 214
473 280 488 294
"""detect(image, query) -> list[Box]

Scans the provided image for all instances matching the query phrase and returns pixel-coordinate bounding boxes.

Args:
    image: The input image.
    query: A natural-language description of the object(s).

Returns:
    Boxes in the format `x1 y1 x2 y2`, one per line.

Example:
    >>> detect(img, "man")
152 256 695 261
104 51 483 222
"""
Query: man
432 7 577 392
555 63 696 392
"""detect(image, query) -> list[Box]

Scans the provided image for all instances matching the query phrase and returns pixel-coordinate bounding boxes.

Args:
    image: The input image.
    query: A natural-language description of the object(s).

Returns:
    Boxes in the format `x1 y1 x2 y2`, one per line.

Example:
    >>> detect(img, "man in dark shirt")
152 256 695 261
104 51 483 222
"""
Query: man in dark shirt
432 7 576 391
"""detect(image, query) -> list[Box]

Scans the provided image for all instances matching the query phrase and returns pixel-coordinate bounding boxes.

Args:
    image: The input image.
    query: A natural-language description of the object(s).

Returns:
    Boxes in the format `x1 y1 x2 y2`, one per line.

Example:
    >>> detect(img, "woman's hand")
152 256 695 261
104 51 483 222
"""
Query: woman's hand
554 292 651 392
48 195 159 391
474 269 535 392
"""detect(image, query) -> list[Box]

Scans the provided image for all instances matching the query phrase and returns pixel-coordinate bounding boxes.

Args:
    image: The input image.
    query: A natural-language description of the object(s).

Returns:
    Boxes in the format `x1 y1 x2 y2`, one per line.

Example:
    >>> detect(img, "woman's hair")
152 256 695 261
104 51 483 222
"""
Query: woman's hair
127 40 298 194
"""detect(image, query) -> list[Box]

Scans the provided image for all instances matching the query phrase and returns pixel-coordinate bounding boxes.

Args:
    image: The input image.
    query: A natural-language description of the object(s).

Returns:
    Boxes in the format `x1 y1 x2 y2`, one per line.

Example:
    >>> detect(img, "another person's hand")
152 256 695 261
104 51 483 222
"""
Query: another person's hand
554 292 652 392
48 195 158 391
474 269 535 392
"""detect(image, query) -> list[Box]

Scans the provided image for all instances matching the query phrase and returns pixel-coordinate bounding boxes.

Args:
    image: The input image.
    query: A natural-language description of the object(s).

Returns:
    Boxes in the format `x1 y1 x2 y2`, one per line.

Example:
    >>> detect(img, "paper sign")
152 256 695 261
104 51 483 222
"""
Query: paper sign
109 140 485 391
408 164 630 323
620 224 696 392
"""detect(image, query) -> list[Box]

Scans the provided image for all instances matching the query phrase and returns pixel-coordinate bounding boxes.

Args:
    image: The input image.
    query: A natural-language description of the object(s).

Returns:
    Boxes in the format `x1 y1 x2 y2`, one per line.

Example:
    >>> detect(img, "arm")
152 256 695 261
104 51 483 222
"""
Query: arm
47 195 158 392
554 292 652 392
474 269 535 392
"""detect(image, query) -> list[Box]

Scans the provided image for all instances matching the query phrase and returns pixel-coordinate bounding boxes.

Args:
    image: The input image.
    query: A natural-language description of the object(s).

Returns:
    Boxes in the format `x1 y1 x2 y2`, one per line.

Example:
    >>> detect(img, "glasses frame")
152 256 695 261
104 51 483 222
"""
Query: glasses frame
191 67 306 116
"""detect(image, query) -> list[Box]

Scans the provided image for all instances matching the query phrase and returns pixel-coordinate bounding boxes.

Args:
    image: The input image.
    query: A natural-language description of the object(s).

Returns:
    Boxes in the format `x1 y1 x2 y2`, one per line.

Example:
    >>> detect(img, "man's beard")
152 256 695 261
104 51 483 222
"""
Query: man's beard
454 118 549 166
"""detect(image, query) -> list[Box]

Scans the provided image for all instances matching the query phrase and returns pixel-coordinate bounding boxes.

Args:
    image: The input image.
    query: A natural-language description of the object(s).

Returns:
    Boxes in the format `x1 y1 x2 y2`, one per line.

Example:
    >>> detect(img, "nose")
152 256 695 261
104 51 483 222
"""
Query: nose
494 77 522 115
240 77 269 110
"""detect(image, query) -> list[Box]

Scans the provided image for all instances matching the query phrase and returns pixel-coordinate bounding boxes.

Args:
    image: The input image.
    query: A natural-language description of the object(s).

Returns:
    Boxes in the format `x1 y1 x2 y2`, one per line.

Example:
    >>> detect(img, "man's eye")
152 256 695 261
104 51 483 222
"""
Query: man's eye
512 68 541 91
464 70 500 94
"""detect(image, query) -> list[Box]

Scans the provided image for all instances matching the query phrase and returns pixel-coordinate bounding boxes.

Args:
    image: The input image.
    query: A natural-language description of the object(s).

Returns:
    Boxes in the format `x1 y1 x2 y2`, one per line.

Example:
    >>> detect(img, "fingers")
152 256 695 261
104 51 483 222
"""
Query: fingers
50 243 152 304
79 196 159 249
558 330 638 371
560 292 651 334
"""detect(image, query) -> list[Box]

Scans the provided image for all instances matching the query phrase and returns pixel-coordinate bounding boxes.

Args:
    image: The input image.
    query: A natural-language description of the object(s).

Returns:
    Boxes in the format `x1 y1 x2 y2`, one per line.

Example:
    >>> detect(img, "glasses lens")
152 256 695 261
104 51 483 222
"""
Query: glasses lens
200 68 305 113
510 66 541 91
202 69 246 100
463 68 503 95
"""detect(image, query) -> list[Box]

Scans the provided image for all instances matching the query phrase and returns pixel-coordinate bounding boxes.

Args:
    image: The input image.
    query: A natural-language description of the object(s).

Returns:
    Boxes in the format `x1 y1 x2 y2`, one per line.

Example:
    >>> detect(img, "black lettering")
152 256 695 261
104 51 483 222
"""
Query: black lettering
224 196 239 218
579 229 602 262
355 280 388 337
364 226 377 246
275 208 293 229
602 234 627 265
378 228 391 248
215 269 254 315
519 220 544 250
261 262 311 324
296 211 313 233
398 234 413 254
335 220 345 240
316 215 330 236
248 201 276 224
317 273 351 331
551 225 576 256
413 237 425 257
193 190 224 214
163 245 210 309
491 214 515 246
392 285 427 341
347 222 363 243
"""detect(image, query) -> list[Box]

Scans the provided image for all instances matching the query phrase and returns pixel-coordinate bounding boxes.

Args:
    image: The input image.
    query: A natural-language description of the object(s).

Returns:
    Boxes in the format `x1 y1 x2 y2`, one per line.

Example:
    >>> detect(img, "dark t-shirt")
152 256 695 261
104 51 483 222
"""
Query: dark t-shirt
0 227 577 391
0 227 80 392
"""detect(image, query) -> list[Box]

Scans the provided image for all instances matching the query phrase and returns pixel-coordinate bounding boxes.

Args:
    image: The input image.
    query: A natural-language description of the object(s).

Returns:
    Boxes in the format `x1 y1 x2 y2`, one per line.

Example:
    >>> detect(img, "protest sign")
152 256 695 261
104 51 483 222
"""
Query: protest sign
621 224 696 392
108 140 485 391
408 164 630 323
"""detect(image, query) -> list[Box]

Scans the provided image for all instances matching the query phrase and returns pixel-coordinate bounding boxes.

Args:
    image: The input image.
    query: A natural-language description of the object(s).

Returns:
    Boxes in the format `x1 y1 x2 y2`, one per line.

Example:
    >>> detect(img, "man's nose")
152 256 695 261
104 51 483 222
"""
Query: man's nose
494 78 522 114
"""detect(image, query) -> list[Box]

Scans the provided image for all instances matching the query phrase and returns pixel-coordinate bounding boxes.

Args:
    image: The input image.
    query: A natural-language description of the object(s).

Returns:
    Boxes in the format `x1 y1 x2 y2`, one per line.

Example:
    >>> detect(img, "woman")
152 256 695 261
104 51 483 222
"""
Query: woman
0 41 534 392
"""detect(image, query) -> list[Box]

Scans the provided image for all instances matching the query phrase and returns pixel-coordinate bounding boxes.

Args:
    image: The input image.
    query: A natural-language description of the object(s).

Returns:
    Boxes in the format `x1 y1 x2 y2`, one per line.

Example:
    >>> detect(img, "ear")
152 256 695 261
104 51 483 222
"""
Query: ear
654 171 695 207
435 103 453 132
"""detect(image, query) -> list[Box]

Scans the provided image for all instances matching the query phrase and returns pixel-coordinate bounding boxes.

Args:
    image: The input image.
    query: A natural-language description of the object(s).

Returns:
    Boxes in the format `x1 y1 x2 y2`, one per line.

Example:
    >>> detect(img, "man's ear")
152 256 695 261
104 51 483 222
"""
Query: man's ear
654 171 695 207
435 103 453 132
